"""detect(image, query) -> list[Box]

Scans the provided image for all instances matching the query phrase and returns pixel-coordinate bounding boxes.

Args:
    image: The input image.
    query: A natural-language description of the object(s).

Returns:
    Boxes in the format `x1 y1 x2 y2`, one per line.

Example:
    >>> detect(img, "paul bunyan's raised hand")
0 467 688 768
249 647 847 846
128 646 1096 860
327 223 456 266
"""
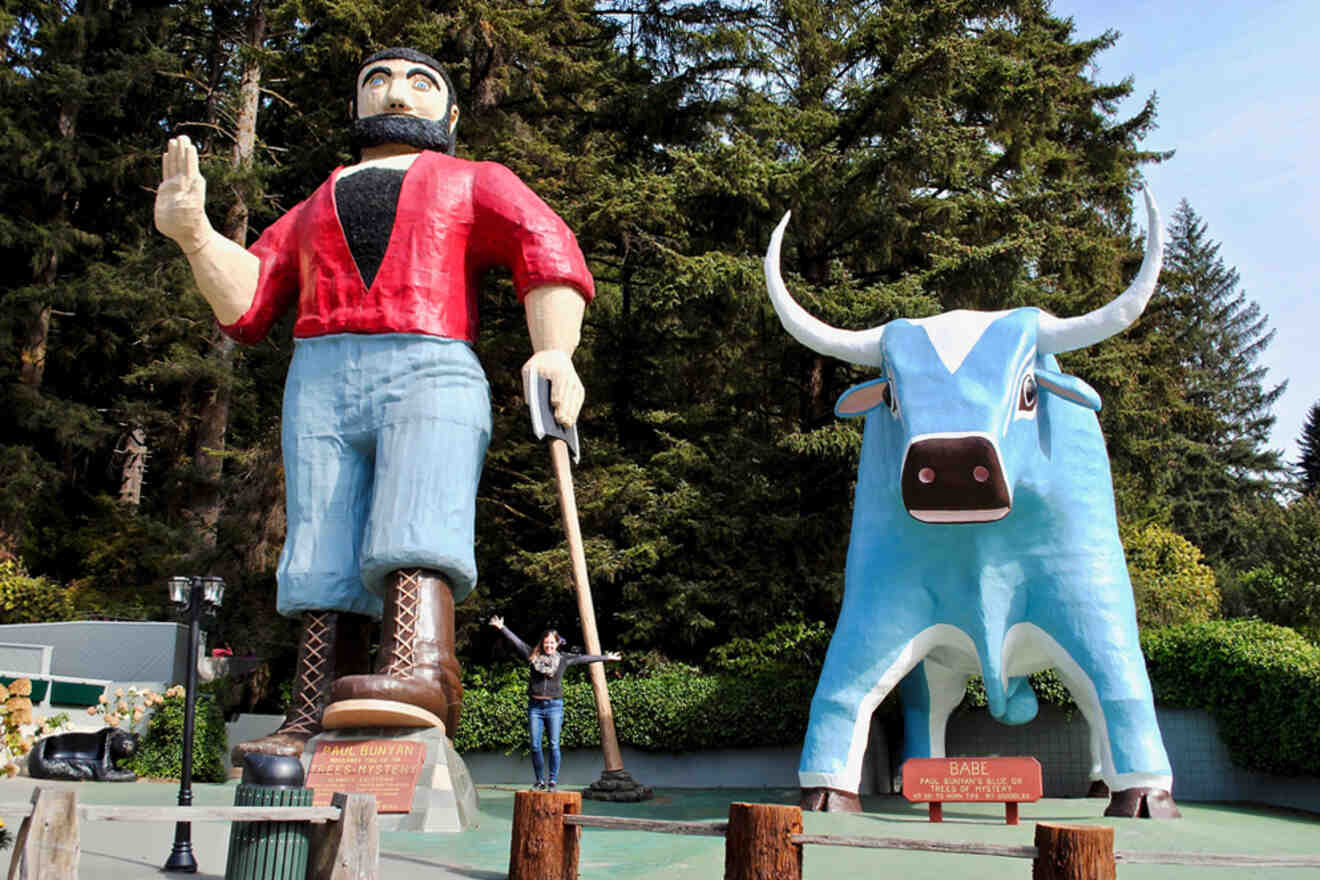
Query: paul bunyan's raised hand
154 135 213 255
151 135 258 325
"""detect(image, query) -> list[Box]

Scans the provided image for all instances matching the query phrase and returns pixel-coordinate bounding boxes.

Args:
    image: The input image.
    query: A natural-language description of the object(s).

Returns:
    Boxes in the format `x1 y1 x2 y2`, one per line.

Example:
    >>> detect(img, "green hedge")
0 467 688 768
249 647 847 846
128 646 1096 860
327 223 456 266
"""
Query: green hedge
458 620 1320 782
0 559 74 624
454 665 814 755
1142 619 1320 777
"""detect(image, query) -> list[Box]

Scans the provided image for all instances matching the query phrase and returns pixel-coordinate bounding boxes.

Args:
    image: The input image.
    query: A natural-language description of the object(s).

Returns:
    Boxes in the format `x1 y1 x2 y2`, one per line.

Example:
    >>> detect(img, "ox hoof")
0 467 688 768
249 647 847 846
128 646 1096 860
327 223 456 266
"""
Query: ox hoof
1104 787 1181 819
800 787 862 813
1087 779 1110 798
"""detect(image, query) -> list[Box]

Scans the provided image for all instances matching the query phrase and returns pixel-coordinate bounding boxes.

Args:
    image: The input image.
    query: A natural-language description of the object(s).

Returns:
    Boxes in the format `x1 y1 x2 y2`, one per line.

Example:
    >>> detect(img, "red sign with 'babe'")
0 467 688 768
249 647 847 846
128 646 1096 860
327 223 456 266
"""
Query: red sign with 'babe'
902 757 1043 803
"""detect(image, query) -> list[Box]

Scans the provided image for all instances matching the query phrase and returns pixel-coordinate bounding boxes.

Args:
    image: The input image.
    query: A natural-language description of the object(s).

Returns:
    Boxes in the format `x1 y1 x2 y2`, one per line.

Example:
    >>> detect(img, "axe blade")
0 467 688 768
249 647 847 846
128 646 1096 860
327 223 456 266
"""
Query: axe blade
524 371 580 463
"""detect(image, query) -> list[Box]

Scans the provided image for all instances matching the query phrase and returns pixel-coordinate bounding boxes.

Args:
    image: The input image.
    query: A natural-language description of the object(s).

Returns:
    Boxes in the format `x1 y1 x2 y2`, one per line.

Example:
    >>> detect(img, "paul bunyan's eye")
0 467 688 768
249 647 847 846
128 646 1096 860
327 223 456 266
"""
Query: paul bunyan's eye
412 77 431 91
368 74 387 88
1019 373 1038 411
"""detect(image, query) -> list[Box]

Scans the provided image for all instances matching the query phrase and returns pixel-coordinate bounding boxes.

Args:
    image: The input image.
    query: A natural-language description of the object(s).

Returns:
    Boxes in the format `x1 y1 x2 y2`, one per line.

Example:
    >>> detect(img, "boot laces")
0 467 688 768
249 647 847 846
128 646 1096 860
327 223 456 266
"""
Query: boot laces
277 610 336 735
384 569 421 677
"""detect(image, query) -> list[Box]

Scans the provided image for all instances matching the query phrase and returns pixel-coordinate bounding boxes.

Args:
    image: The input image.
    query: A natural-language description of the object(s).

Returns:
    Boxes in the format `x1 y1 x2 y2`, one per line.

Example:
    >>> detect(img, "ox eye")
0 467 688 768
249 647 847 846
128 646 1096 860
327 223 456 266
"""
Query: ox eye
1019 373 1038 411
882 380 900 417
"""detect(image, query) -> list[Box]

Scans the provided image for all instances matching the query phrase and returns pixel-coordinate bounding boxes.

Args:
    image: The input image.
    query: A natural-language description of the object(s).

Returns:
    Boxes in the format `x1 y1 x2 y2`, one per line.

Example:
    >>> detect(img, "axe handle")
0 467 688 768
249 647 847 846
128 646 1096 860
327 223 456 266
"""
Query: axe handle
550 437 624 772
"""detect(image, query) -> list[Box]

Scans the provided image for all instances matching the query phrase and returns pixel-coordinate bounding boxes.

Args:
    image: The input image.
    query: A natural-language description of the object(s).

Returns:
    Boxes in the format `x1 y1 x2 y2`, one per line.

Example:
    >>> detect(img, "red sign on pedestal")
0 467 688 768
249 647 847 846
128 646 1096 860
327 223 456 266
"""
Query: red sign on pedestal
306 739 426 813
901 757 1043 824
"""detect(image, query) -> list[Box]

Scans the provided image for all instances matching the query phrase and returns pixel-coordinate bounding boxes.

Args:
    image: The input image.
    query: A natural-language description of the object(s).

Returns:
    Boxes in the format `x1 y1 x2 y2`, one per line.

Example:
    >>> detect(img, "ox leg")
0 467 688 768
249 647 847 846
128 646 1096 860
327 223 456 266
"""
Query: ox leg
1033 626 1179 819
898 660 968 762
1086 724 1109 797
800 619 967 812
799 631 917 812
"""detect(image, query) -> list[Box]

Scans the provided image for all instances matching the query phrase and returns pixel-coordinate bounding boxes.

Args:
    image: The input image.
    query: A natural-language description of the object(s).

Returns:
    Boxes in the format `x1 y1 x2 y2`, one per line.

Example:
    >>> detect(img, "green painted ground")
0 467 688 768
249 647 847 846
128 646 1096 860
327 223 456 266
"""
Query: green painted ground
383 787 1320 880
2 779 1317 878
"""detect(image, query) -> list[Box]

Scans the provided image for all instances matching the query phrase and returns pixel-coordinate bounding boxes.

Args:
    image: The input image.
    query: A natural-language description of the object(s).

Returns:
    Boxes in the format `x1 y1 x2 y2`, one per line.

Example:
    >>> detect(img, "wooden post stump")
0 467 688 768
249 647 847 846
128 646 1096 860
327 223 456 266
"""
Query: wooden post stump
508 790 581 880
1032 822 1115 880
7 787 79 880
307 792 379 880
724 802 802 880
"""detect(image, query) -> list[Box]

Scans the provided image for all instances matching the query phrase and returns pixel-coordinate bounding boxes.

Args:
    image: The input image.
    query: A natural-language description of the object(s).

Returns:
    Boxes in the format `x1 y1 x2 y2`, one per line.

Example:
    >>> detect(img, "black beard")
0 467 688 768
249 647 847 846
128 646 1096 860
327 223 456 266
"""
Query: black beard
350 114 452 155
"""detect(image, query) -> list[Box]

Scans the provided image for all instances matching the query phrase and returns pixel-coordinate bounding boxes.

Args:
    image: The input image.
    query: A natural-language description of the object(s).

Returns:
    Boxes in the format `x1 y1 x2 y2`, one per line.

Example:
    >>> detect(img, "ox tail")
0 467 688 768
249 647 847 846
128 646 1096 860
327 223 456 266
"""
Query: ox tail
983 673 1039 726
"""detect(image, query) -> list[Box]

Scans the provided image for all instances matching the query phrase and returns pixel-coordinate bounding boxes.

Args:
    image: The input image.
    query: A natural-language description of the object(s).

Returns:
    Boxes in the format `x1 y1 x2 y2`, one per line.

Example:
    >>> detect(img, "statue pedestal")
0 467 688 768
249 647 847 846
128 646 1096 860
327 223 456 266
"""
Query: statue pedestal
301 726 478 832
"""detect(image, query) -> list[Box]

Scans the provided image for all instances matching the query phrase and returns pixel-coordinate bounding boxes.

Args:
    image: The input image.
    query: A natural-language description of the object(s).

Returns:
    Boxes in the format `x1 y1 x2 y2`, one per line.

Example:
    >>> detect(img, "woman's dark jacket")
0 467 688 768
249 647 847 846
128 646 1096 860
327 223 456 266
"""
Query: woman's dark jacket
497 625 610 699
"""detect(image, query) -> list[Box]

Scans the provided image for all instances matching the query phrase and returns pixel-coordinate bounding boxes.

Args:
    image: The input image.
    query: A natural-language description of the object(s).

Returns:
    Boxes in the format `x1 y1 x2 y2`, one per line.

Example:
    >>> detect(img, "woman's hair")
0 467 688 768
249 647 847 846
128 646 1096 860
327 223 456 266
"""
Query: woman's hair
529 629 565 660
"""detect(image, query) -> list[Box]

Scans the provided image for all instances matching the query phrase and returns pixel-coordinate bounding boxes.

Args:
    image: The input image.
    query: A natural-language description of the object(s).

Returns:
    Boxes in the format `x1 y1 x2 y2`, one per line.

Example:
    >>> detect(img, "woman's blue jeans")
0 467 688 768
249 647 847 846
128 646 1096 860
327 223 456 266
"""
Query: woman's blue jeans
528 698 564 784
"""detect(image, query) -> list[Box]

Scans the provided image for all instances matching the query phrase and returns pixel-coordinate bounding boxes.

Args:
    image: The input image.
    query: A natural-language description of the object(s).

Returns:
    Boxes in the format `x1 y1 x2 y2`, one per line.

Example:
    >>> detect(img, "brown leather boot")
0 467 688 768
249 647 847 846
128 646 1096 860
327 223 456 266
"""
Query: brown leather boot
231 610 337 766
329 568 463 733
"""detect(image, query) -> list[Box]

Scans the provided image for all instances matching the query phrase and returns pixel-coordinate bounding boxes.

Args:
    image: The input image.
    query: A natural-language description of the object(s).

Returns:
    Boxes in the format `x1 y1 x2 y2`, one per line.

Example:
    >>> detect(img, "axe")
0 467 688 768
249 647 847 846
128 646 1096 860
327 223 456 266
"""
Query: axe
525 372 625 774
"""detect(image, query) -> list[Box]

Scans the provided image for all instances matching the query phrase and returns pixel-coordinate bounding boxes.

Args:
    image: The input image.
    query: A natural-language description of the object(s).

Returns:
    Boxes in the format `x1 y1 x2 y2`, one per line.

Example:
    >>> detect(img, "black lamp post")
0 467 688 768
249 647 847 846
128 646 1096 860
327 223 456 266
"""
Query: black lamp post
163 575 225 874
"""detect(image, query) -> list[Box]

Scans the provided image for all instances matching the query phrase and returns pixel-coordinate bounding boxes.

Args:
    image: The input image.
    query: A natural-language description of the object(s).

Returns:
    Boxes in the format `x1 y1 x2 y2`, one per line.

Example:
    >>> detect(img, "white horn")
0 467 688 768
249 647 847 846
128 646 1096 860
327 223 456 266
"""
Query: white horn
764 212 885 367
1038 187 1164 355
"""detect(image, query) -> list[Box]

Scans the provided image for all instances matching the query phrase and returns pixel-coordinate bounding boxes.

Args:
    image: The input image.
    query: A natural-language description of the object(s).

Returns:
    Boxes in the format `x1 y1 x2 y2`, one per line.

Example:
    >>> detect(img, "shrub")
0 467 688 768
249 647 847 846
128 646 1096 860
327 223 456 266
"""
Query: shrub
127 684 227 782
1122 523 1220 628
1142 619 1320 777
0 559 74 624
454 667 814 755
1222 566 1320 642
705 619 831 679
961 669 1074 714
456 619 1320 783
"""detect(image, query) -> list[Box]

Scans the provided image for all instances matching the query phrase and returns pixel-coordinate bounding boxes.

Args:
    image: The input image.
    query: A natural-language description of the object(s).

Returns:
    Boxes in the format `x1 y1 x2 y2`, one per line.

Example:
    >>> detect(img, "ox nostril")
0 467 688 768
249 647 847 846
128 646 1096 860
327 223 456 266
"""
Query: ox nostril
918 467 936 484
973 466 989 483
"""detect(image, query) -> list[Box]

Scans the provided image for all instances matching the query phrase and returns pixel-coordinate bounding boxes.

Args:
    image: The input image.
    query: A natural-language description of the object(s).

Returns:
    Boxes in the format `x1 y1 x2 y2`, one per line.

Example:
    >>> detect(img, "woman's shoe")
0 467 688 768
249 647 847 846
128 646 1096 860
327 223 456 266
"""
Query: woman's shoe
532 781 546 791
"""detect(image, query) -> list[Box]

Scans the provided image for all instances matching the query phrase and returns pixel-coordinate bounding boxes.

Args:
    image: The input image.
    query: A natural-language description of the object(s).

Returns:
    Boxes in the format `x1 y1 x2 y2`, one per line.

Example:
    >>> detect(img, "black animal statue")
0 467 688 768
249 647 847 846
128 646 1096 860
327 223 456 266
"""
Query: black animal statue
28 728 138 782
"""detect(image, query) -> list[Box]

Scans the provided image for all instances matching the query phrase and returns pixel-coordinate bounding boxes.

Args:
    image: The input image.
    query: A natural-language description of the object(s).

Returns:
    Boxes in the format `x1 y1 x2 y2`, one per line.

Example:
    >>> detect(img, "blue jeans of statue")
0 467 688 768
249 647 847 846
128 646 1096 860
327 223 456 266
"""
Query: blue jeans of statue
528 698 564 785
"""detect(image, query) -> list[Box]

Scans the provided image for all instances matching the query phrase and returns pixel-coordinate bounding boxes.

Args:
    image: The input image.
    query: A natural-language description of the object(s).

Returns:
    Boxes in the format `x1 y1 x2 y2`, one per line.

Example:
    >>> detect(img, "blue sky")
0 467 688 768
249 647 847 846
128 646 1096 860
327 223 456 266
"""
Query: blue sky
1052 0 1318 466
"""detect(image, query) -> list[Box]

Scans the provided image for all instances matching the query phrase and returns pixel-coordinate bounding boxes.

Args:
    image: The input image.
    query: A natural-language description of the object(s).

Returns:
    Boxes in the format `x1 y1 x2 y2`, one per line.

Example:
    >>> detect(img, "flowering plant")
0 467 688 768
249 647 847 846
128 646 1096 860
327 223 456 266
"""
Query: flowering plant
86 685 171 734
0 679 69 778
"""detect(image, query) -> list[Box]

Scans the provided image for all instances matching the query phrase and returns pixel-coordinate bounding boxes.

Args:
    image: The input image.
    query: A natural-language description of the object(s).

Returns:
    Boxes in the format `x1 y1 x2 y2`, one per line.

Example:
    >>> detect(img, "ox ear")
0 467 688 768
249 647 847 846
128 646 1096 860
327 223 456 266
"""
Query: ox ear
836 378 890 418
1036 368 1101 411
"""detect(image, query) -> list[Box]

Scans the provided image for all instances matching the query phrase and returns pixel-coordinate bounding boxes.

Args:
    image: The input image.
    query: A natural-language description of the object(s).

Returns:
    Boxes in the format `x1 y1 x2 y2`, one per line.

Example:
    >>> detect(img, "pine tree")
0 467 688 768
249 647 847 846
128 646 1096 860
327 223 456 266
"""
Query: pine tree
592 0 1169 652
460 0 1180 657
2 0 1258 666
0 0 197 593
1157 200 1286 561
1299 402 1320 495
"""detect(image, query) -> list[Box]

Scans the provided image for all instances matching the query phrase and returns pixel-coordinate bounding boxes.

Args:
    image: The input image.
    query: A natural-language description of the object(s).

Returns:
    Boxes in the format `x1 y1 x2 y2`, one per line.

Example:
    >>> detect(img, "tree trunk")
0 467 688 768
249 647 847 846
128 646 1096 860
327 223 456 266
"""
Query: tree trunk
18 302 52 389
1032 822 1115 880
724 802 802 880
189 0 265 546
118 426 148 507
508 790 581 880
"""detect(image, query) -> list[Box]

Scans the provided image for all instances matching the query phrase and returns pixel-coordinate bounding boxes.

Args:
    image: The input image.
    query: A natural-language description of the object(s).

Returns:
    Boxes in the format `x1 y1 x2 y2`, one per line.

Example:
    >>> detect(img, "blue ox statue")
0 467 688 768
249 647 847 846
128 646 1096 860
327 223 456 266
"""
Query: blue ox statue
764 190 1178 819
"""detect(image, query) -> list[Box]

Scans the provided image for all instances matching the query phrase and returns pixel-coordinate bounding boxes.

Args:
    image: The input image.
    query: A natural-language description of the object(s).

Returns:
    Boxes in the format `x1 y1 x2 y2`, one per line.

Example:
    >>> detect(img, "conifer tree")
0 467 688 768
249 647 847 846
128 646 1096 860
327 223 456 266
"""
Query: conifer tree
4 0 1274 668
1156 200 1285 560
0 0 194 592
582 0 1171 653
1299 402 1320 496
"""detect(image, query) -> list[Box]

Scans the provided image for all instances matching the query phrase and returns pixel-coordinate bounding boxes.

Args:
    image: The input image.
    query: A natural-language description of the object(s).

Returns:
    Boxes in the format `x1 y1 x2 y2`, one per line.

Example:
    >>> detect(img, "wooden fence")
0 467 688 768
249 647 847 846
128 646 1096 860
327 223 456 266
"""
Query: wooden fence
8 786 1319 879
508 790 1320 879
2 787 378 880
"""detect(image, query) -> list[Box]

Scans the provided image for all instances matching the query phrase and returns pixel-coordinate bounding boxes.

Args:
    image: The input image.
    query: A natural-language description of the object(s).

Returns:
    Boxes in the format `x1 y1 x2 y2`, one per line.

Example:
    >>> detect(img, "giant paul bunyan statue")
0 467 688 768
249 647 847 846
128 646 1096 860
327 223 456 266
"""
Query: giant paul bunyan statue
764 190 1180 819
155 48 593 763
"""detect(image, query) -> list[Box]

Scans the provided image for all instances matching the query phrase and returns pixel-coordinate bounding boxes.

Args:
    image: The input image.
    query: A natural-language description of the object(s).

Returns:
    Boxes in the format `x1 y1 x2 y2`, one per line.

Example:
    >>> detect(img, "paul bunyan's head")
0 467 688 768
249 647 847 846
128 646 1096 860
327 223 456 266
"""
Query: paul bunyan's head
350 47 460 155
